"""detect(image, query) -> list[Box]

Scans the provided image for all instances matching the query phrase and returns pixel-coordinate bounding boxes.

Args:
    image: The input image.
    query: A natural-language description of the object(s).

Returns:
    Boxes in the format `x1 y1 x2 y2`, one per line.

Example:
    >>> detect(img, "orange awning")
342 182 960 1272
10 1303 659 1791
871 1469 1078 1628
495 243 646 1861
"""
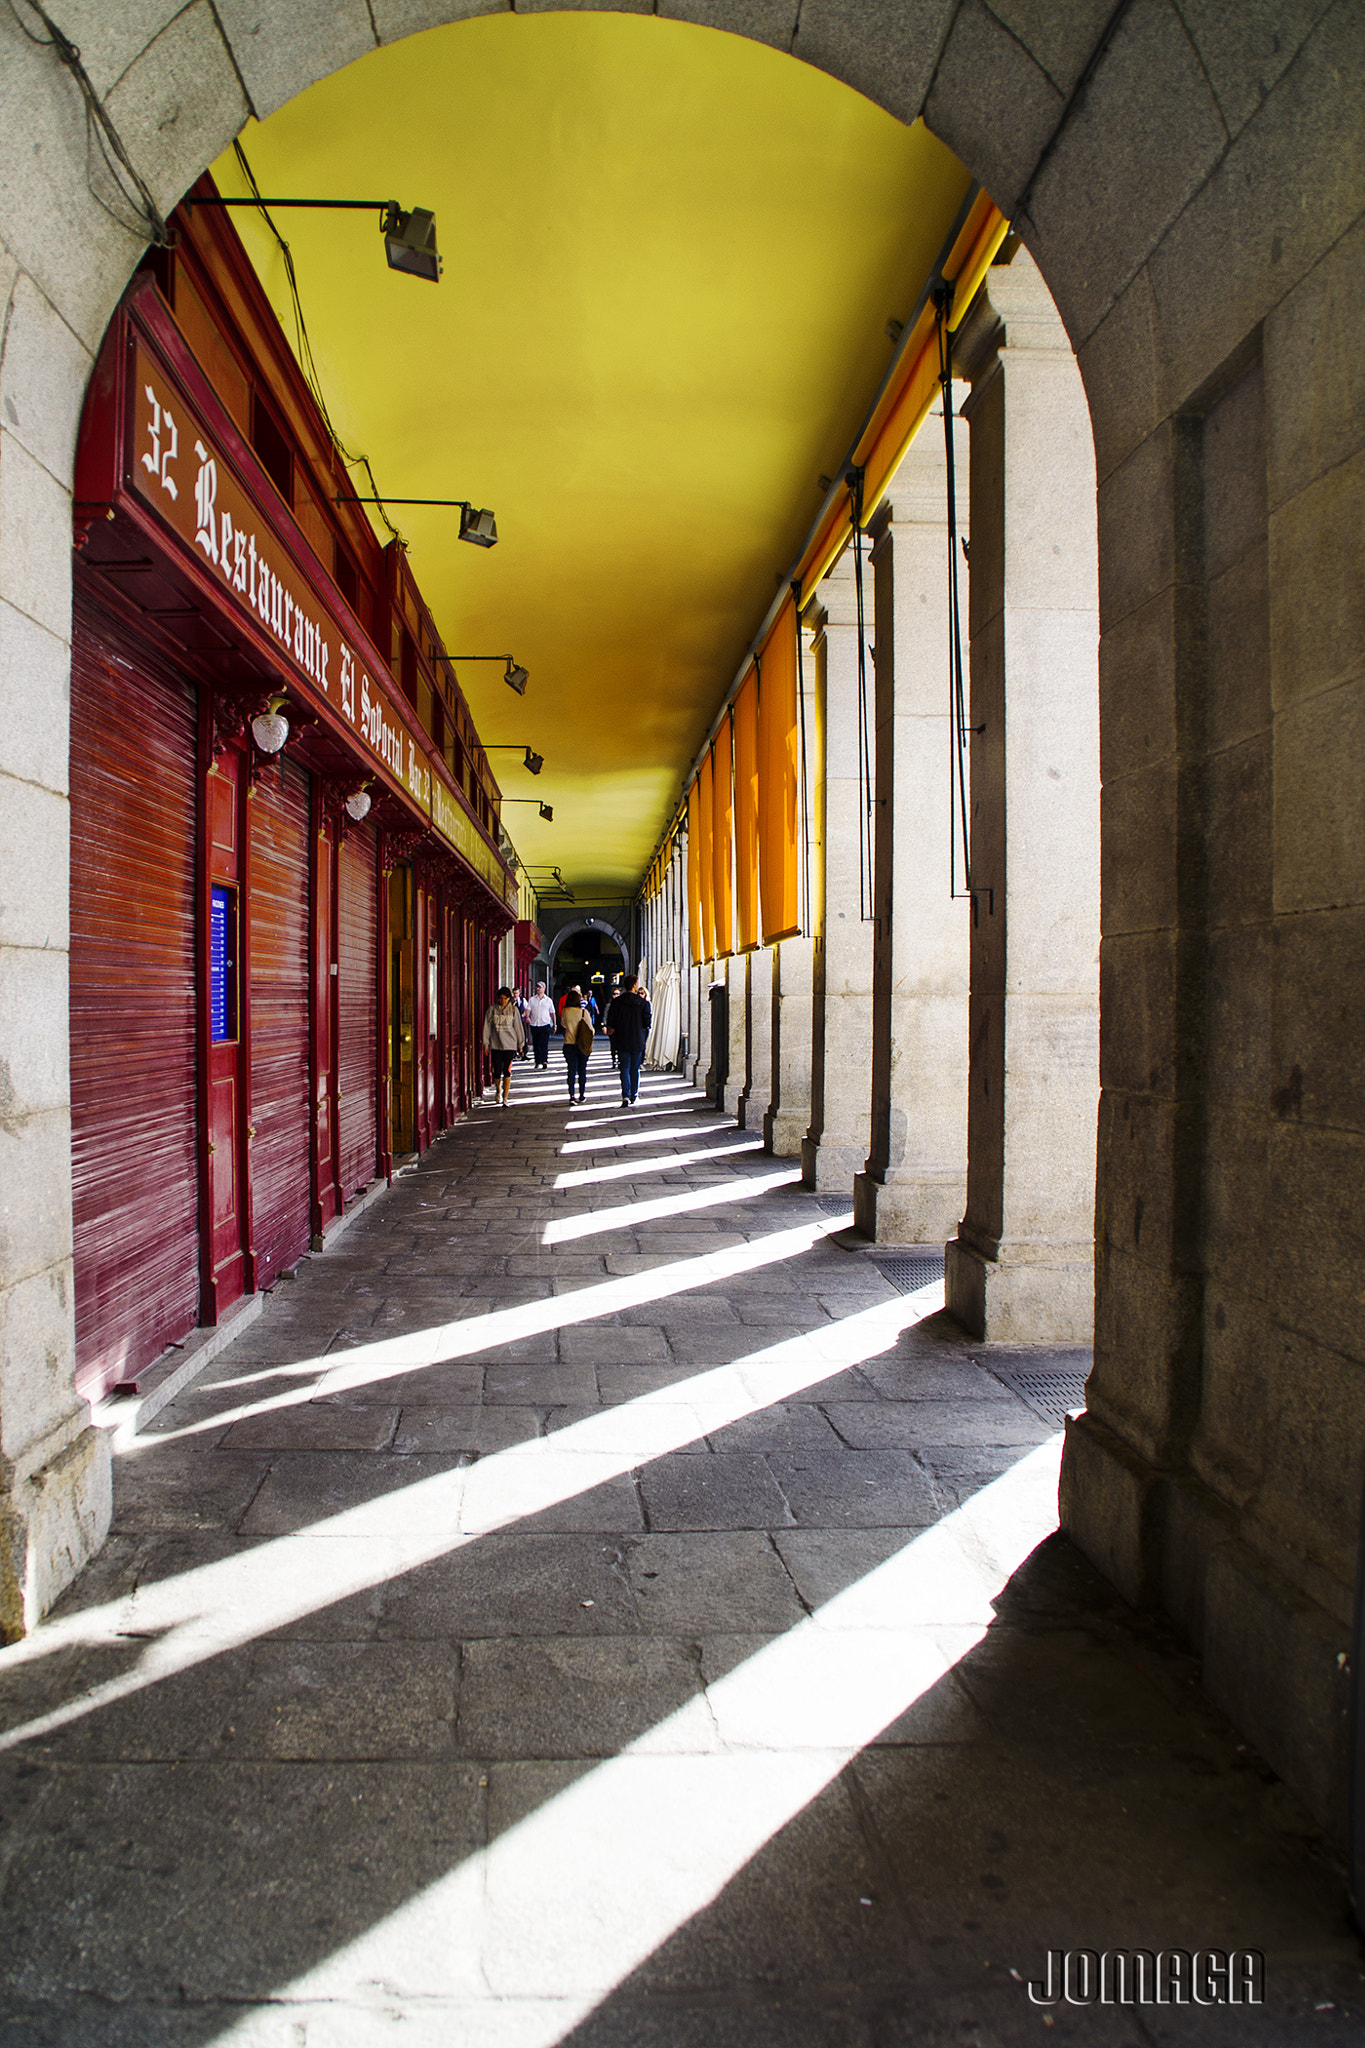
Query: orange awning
712 717 734 958
696 750 715 963
757 598 800 945
794 194 1009 603
686 780 705 964
733 667 759 953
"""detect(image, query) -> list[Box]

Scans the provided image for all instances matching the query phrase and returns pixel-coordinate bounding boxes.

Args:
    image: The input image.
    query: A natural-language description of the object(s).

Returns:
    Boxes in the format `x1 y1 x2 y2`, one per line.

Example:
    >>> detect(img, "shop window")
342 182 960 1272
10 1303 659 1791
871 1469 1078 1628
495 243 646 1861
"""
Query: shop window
251 395 292 506
210 885 239 1043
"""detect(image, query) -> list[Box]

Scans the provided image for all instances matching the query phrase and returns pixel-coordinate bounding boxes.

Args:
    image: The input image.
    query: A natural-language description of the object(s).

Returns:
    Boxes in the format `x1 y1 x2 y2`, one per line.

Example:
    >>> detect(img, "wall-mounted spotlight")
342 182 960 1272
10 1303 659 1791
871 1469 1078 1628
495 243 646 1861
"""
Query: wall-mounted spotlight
504 798 553 822
451 655 529 695
184 193 442 282
251 693 289 755
486 745 544 775
383 205 442 282
459 506 498 549
336 496 497 548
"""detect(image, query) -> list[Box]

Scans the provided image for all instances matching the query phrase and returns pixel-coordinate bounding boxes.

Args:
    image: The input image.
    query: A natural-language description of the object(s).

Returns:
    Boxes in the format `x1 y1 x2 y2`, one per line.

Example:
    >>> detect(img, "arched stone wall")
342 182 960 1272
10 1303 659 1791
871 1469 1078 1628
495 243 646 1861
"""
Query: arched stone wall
1 1 1361 1839
546 919 630 983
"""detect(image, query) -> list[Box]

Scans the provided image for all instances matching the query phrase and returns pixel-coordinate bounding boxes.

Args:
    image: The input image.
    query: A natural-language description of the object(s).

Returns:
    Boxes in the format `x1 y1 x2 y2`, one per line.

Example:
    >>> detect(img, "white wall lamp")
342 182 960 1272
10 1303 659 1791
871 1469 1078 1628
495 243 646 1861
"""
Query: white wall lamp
251 693 290 754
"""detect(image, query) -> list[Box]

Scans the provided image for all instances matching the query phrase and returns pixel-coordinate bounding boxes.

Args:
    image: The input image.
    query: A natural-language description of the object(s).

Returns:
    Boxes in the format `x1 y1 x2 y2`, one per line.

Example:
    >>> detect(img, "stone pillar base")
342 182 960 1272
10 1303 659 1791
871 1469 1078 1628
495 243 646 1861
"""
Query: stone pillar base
737 1089 762 1132
764 1107 808 1159
1 1416 112 1641
1061 1410 1350 1841
945 1236 1094 1342
802 1136 865 1193
852 1171 962 1245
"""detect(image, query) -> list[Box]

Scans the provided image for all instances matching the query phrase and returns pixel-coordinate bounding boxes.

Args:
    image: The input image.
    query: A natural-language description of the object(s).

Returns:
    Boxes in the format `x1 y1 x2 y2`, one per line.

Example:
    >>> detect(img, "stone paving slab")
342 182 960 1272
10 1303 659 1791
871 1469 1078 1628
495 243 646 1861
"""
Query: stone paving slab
2 1072 1360 2042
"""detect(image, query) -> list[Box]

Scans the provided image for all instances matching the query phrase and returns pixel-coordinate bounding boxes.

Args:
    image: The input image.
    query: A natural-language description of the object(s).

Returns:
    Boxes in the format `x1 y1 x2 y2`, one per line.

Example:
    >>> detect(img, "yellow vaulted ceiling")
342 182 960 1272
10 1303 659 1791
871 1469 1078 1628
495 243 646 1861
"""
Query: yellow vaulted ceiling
210 14 971 896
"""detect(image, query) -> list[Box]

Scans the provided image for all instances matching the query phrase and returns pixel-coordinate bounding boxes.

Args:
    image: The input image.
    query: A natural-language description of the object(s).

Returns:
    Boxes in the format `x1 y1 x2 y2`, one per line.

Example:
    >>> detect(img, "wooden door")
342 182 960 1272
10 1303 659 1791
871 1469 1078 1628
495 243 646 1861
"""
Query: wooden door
312 799 340 1240
204 743 247 1317
248 756 312 1288
389 864 415 1156
337 819 378 1198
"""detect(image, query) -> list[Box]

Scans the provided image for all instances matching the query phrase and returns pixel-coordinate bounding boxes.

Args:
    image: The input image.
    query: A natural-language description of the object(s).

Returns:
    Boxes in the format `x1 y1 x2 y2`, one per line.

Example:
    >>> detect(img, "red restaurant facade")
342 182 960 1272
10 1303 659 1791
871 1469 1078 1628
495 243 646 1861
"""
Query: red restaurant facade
69 190 517 1403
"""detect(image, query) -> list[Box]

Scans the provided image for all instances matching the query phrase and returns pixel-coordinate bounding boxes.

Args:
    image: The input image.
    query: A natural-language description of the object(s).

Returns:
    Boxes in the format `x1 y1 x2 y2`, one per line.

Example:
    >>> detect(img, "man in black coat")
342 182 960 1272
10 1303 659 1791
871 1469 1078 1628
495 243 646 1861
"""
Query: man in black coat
605 975 652 1107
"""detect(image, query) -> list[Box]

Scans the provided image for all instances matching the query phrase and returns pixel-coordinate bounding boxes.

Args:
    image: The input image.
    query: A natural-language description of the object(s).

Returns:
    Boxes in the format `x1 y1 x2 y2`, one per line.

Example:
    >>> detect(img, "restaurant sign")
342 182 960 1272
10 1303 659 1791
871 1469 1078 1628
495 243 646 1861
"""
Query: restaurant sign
129 335 511 902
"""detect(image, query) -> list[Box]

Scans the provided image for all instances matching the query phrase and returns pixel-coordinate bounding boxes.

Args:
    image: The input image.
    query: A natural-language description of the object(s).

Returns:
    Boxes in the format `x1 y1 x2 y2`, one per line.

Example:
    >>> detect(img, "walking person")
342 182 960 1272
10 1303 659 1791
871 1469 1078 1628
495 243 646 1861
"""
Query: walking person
526 981 555 1069
606 973 652 1107
482 985 526 1107
560 985 593 1103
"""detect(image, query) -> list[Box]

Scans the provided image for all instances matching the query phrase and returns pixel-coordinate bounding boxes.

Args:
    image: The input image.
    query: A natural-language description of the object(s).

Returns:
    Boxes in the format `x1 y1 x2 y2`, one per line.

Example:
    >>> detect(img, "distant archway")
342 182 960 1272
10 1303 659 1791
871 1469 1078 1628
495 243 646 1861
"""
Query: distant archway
547 918 629 998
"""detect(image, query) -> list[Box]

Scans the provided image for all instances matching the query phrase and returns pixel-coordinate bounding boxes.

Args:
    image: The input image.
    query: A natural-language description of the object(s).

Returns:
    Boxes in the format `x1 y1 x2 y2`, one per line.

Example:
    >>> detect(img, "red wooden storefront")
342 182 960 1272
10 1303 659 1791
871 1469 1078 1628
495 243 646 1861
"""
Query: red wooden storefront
69 250 515 1403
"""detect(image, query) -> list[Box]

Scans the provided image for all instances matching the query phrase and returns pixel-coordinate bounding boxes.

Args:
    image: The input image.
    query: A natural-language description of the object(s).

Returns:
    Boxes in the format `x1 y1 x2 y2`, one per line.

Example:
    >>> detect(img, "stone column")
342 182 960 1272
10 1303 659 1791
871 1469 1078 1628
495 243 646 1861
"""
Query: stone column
689 962 710 1091
802 554 875 1192
764 935 814 1155
0 296 112 1639
713 951 747 1116
945 250 1100 1341
739 947 773 1132
852 419 971 1242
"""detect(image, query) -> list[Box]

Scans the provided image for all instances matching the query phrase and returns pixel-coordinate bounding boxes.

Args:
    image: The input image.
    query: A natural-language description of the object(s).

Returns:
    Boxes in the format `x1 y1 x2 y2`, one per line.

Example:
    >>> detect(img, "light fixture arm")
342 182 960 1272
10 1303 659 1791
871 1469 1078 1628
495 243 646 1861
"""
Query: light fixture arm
185 196 399 213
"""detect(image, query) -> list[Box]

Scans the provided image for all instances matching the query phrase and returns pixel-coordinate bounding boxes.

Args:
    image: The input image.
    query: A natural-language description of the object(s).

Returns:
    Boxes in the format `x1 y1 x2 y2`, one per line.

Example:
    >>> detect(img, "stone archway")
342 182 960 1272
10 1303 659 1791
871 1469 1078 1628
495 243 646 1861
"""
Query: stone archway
1 0 1361 1848
546 918 631 987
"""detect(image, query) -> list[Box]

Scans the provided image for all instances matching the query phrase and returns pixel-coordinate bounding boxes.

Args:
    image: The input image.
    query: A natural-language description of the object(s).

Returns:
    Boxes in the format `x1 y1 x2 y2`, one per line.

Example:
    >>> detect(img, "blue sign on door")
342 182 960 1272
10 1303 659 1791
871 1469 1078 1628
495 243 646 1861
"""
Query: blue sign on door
210 886 237 1043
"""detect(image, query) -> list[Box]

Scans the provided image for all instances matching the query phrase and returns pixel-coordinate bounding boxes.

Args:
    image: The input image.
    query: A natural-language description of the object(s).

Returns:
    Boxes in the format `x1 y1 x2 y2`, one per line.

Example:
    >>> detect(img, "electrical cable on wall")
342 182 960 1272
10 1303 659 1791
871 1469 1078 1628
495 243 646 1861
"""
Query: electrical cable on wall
232 140 402 544
11 0 170 247
936 291 973 901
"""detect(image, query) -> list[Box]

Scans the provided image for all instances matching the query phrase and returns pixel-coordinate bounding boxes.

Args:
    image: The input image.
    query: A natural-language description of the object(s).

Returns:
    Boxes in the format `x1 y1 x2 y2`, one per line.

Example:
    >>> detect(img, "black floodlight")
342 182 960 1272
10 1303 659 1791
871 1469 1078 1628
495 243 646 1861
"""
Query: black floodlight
451 654 528 693
459 506 498 548
185 193 441 283
539 802 554 822
485 745 543 775
504 798 553 822
383 204 442 281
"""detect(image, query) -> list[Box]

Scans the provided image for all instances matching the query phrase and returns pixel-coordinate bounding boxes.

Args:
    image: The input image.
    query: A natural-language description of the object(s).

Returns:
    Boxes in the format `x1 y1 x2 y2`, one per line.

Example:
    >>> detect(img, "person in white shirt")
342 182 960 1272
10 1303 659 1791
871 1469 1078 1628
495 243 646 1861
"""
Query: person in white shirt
526 982 556 1068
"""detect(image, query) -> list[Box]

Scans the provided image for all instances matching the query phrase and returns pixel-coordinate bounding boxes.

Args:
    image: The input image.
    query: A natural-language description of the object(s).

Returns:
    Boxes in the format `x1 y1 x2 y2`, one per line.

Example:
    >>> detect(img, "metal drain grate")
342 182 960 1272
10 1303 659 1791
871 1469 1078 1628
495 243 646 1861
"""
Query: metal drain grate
989 1366 1090 1429
817 1195 856 1215
872 1251 946 1296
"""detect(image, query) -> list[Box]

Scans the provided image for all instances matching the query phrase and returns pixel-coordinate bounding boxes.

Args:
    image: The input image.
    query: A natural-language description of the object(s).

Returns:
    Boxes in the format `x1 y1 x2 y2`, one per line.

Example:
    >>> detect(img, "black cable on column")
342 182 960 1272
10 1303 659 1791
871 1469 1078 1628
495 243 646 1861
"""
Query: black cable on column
850 468 875 922
937 290 973 901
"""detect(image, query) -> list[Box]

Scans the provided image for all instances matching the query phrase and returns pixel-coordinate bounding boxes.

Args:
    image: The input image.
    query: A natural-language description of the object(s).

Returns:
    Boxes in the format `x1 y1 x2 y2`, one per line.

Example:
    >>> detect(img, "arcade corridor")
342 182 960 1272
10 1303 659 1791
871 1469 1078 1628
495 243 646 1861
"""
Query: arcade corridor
0 1071 1357 2043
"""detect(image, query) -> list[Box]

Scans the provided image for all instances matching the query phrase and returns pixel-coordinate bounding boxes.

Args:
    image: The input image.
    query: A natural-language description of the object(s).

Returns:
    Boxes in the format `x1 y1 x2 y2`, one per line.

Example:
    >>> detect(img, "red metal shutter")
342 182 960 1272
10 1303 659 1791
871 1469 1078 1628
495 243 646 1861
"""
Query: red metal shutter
69 596 200 1399
337 820 378 1197
248 757 312 1288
